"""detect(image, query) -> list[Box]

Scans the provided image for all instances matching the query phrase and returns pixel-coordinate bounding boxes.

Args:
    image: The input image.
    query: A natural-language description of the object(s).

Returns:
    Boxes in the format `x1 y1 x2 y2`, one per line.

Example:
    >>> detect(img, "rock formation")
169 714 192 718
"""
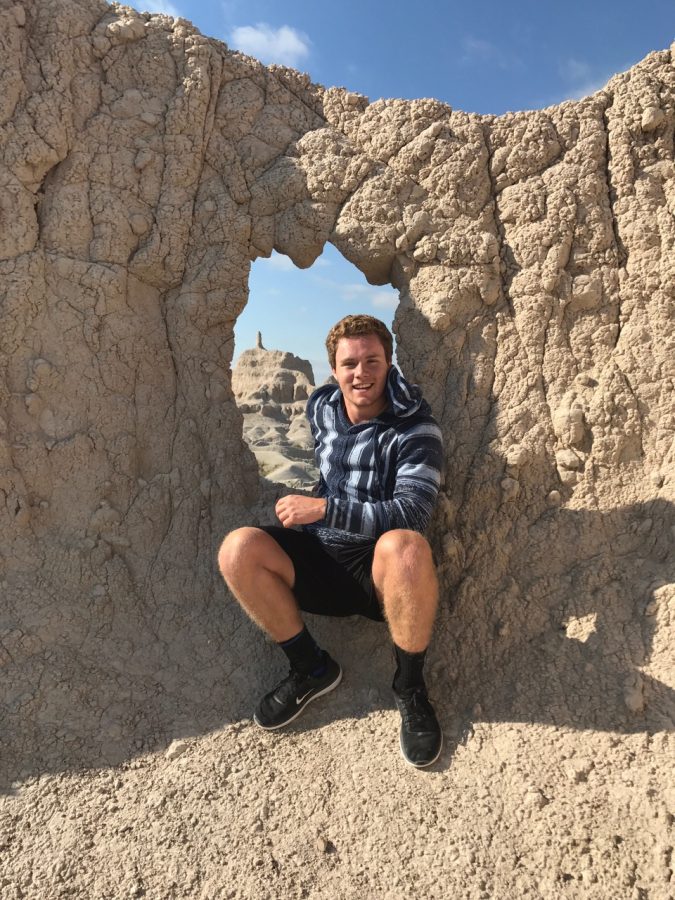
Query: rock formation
232 339 317 486
0 2 673 897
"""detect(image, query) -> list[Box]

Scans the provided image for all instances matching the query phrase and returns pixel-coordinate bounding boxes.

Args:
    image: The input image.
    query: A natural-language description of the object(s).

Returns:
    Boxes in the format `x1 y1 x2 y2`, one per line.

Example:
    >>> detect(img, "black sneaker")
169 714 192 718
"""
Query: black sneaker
394 687 443 768
253 655 342 730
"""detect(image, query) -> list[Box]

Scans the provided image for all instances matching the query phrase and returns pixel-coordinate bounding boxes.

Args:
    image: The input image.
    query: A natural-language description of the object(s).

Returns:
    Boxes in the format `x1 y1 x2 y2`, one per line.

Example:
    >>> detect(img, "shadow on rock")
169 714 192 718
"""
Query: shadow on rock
431 497 675 749
1 499 673 790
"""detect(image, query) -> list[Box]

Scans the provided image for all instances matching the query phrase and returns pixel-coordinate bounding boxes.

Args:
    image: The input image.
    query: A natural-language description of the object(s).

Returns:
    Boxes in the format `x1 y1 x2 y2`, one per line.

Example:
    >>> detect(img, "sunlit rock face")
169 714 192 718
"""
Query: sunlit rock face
232 338 317 486
0 3 673 896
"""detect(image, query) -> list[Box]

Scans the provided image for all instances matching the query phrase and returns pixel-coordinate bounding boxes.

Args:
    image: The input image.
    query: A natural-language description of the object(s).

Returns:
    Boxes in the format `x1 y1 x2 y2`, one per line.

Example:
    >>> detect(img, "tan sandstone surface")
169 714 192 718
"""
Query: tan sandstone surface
0 1 674 897
232 336 318 487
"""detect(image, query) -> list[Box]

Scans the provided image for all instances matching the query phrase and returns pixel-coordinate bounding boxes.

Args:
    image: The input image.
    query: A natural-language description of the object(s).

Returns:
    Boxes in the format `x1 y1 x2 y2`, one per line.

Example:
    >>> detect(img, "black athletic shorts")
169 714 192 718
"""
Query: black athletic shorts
259 526 385 622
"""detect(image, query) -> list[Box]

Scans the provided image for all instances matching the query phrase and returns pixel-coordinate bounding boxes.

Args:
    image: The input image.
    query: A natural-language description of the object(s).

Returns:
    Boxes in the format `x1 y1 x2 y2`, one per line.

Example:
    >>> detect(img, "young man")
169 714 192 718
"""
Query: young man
218 314 444 767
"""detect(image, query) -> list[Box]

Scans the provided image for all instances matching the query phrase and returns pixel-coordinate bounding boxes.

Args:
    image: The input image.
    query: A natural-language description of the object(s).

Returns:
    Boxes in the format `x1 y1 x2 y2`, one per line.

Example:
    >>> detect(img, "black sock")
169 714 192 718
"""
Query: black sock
278 626 326 677
393 643 427 693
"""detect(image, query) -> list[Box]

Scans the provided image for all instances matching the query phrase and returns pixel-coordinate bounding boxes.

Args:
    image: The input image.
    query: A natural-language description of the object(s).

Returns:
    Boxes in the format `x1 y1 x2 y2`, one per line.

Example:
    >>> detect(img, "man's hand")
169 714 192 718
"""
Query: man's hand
275 495 327 528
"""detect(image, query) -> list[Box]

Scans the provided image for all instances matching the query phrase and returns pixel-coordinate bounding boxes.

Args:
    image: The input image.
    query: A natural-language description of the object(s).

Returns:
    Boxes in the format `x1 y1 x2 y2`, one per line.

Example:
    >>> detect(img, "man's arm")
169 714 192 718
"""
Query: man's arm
321 422 443 537
275 494 326 527
274 393 330 528
274 423 442 533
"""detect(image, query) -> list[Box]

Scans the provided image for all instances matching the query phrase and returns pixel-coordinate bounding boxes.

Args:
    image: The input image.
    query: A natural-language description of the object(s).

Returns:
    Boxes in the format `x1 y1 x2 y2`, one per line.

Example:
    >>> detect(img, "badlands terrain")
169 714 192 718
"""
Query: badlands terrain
232 334 318 488
0 1 673 897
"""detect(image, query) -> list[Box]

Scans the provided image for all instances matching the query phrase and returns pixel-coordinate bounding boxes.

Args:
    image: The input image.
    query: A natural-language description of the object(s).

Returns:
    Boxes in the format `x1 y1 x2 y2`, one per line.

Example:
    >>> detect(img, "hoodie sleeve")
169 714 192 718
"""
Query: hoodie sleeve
322 420 443 537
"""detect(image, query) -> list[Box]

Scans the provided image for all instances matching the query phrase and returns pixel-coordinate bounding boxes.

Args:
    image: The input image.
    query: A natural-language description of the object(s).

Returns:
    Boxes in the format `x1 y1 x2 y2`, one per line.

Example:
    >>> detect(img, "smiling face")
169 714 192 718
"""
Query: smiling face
332 333 390 424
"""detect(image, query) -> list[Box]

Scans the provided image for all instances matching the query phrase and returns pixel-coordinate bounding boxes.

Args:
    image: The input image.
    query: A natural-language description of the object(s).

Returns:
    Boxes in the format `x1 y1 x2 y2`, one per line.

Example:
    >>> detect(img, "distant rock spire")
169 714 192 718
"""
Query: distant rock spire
256 331 265 349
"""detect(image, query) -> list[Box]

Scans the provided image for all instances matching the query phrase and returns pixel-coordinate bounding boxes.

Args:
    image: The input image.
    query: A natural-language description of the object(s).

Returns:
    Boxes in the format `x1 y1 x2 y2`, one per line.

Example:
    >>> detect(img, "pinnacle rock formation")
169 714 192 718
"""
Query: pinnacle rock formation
0 2 674 897
232 341 317 486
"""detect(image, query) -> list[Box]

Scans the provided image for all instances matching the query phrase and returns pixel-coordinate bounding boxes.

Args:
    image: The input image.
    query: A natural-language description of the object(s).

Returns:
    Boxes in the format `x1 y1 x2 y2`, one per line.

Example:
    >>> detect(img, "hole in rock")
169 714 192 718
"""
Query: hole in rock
233 245 398 488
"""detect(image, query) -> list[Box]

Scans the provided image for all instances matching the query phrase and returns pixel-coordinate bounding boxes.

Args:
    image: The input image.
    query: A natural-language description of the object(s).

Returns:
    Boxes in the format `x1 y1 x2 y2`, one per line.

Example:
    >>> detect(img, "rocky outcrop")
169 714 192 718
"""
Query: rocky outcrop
232 339 317 485
233 342 315 406
0 3 673 897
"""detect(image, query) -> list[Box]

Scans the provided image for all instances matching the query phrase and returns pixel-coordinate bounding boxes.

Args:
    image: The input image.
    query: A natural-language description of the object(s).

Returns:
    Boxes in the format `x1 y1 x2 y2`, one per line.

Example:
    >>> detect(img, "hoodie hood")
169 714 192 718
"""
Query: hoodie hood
384 365 425 419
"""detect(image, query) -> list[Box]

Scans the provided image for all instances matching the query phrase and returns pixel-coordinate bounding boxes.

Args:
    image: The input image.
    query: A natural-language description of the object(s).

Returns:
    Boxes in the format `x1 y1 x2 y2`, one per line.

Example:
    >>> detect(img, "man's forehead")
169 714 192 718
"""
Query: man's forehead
335 334 385 358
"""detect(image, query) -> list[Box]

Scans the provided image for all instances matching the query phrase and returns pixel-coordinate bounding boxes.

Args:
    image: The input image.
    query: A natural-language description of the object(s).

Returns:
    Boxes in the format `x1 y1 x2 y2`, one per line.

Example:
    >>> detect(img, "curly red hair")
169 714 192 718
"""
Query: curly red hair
325 314 393 369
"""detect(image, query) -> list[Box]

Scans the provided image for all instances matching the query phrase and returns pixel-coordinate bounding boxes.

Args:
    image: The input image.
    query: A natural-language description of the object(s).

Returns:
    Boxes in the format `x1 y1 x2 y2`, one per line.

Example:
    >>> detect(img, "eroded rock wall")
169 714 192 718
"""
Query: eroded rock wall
0 2 674 896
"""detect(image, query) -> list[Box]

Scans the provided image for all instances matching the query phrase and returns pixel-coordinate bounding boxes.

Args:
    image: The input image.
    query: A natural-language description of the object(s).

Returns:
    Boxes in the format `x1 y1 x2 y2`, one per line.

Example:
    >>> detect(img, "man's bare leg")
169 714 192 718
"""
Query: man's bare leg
217 527 341 729
371 529 439 652
217 527 303 642
371 529 442 768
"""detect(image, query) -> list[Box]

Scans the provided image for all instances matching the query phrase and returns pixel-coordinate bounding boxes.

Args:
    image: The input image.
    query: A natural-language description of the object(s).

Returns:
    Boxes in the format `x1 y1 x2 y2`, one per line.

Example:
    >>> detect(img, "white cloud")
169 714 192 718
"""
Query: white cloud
462 37 496 62
556 57 615 102
140 0 181 16
371 291 399 310
339 283 370 301
335 281 398 311
460 36 522 71
562 76 613 101
264 252 296 271
229 23 310 68
559 57 592 83
221 1 239 21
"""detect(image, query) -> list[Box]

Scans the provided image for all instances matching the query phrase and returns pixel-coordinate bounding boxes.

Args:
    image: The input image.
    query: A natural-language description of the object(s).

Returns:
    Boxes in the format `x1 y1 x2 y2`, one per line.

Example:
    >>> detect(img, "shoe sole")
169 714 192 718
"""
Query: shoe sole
252 667 343 731
399 729 443 769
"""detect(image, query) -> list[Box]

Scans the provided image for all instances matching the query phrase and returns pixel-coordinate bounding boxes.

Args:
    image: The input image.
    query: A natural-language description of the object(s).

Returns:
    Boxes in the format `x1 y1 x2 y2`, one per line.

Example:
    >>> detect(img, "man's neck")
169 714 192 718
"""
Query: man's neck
342 394 388 425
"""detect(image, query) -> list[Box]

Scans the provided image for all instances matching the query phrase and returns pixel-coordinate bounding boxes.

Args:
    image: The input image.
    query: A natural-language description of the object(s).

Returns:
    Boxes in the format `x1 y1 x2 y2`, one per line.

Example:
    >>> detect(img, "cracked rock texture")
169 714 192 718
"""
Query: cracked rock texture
0 2 674 897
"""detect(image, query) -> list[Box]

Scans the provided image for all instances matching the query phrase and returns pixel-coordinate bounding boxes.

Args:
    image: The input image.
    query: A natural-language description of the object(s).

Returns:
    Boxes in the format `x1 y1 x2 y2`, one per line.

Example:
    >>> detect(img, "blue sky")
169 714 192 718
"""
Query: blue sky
130 0 675 382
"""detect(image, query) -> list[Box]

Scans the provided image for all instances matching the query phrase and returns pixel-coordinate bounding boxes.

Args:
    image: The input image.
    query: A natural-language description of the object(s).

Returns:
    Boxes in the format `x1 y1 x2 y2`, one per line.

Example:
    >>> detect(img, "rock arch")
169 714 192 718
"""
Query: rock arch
1 1 673 800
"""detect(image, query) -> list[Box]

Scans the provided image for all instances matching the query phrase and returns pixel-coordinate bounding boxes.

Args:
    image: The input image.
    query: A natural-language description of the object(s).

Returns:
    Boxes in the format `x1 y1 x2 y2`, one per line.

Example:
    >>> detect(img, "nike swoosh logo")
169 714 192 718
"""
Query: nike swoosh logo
296 690 313 705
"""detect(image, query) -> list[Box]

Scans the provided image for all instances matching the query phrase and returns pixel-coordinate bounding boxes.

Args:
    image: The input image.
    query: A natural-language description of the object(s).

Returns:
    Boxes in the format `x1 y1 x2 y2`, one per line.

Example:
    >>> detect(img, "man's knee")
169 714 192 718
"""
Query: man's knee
217 527 293 588
374 529 434 573
217 527 267 580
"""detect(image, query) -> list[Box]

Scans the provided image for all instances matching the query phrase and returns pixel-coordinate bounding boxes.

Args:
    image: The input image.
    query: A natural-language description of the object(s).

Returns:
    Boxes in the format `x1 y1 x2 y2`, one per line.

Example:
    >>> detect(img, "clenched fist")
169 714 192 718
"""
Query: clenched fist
275 494 327 528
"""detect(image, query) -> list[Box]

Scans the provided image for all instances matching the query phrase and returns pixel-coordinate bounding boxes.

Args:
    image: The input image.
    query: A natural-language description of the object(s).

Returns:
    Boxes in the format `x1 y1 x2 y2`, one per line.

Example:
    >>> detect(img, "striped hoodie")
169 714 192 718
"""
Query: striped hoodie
305 366 443 548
